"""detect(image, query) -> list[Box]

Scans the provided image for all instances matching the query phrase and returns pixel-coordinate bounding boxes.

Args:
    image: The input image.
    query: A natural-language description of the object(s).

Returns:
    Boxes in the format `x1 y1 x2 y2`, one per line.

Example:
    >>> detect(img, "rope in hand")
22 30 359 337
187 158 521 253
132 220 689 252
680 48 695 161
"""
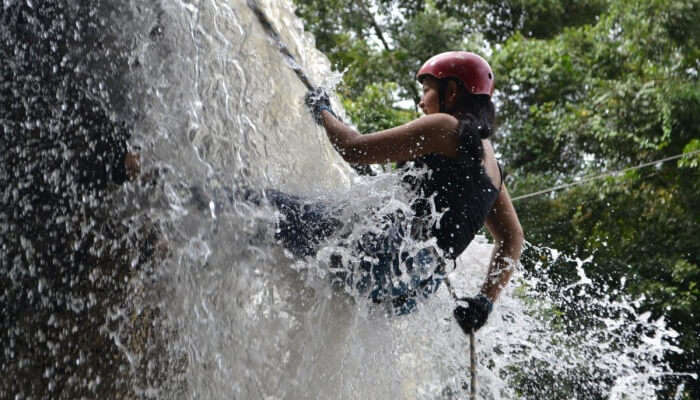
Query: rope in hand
444 277 477 400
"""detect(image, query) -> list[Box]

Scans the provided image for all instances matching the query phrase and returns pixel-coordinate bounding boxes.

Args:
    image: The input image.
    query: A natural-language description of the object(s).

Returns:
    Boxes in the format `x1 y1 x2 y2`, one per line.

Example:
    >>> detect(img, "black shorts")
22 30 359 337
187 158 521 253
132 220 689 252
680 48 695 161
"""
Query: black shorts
268 189 445 315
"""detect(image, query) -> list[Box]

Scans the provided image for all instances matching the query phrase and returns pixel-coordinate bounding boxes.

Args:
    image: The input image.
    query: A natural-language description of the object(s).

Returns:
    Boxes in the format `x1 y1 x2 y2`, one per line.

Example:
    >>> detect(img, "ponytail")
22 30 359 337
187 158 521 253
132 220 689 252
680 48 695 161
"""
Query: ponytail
464 94 495 139
436 78 496 161
456 93 496 163
438 78 496 138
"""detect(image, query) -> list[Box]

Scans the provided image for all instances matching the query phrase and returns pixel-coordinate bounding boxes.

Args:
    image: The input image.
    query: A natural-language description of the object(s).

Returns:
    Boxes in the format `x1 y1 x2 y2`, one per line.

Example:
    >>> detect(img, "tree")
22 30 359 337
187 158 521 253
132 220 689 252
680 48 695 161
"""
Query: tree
494 2 699 395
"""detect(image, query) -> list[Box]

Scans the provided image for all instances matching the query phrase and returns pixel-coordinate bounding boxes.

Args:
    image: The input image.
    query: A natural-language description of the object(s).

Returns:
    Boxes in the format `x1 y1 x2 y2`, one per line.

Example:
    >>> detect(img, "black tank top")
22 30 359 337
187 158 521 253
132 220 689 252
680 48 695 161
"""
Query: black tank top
404 120 501 259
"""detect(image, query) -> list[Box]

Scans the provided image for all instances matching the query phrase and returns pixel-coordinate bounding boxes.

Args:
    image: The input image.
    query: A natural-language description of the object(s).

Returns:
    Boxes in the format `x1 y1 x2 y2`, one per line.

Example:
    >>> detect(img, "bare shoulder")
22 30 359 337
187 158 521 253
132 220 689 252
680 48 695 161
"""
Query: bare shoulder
398 113 458 158
414 113 459 135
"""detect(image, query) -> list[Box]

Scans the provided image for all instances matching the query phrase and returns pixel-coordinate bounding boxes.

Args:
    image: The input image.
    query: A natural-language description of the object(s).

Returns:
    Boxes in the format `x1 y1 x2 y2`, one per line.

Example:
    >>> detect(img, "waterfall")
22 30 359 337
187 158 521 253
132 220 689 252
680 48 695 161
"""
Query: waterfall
1 1 683 399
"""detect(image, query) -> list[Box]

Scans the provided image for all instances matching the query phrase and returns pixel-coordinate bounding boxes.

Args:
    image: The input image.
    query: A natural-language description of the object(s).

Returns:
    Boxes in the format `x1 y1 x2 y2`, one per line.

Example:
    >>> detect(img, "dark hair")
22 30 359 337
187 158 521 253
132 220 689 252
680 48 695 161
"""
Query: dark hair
460 93 496 140
438 78 496 162
439 78 496 139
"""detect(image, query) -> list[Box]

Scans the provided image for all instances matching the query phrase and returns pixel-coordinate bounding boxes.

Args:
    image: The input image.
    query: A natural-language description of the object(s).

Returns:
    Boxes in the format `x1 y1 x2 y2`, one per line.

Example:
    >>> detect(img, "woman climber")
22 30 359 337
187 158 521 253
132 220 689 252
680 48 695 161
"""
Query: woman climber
275 51 523 333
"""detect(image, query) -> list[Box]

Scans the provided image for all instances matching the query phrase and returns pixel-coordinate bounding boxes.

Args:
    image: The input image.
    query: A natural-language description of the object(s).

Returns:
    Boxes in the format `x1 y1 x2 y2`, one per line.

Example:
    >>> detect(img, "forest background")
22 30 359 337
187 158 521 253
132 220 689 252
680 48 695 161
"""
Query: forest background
291 0 699 398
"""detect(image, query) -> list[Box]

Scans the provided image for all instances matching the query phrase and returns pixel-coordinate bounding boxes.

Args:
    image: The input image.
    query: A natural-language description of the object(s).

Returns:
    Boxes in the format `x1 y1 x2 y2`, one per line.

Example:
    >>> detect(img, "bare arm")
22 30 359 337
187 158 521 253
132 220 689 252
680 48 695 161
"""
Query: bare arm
320 110 460 164
481 185 524 302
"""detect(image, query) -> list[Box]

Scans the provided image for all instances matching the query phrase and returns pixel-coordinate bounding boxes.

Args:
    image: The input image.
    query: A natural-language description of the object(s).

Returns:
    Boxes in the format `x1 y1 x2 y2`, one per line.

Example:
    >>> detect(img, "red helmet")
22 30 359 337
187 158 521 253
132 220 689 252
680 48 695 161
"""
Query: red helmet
417 51 495 96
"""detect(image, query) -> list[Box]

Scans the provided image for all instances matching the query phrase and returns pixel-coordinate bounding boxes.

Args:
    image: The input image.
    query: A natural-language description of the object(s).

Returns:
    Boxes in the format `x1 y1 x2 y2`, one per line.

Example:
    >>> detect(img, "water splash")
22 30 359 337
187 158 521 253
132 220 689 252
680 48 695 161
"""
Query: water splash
0 0 688 398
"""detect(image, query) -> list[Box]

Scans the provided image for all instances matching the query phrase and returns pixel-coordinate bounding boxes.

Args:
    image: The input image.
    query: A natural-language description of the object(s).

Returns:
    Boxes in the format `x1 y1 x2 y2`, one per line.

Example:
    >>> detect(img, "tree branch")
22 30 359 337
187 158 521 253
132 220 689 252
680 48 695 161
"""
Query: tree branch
357 0 391 51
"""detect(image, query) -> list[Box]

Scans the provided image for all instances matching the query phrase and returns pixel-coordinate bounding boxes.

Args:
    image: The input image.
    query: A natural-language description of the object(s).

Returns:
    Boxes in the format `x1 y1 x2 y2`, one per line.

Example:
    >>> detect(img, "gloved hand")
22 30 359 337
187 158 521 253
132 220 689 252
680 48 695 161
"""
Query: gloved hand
453 294 493 334
305 87 337 125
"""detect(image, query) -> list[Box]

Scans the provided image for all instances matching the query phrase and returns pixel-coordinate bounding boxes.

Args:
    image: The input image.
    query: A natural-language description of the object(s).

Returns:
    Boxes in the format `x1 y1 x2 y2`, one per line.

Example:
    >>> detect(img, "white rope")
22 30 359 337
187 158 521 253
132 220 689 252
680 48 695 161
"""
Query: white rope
511 149 700 202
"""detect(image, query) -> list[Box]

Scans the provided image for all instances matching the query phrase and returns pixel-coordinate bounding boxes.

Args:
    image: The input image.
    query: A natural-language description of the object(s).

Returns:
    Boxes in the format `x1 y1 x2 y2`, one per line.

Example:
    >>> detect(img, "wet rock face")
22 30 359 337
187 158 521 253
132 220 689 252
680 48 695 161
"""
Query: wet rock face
1 1 159 398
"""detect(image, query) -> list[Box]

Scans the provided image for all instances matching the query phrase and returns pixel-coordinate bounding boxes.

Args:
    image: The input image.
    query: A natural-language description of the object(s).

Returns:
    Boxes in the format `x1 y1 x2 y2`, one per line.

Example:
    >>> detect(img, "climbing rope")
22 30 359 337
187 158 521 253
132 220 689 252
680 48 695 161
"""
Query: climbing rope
511 149 700 201
444 277 477 400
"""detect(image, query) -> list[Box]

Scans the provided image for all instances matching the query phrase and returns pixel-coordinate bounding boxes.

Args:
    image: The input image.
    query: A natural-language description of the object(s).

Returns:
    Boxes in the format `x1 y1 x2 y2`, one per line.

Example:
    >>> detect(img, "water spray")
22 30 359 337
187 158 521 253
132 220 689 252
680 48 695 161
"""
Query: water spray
246 0 481 396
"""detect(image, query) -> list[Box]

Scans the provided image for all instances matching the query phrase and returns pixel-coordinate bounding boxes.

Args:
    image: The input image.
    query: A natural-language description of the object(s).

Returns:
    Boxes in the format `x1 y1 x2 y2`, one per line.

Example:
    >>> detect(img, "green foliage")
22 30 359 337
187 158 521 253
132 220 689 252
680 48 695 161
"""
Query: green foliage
435 0 608 41
679 139 700 168
342 82 418 133
295 0 471 118
494 0 700 176
513 164 700 396
497 9 700 390
294 0 700 396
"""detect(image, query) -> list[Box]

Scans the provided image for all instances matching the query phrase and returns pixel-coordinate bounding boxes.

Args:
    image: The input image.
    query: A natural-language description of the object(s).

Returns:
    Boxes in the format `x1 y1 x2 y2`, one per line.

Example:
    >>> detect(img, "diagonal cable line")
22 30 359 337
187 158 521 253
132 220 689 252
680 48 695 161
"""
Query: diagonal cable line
511 149 700 201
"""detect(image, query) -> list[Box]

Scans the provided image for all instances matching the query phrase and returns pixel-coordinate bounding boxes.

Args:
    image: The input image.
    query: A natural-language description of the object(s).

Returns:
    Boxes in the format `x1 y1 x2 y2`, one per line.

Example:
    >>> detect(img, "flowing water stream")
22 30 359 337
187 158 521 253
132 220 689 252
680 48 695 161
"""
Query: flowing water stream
1 1 687 399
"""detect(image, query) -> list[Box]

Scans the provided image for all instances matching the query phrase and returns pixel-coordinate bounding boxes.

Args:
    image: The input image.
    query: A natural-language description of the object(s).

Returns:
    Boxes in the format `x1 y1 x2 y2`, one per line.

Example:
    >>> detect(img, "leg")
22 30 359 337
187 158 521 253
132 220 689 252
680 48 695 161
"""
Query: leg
265 189 343 258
